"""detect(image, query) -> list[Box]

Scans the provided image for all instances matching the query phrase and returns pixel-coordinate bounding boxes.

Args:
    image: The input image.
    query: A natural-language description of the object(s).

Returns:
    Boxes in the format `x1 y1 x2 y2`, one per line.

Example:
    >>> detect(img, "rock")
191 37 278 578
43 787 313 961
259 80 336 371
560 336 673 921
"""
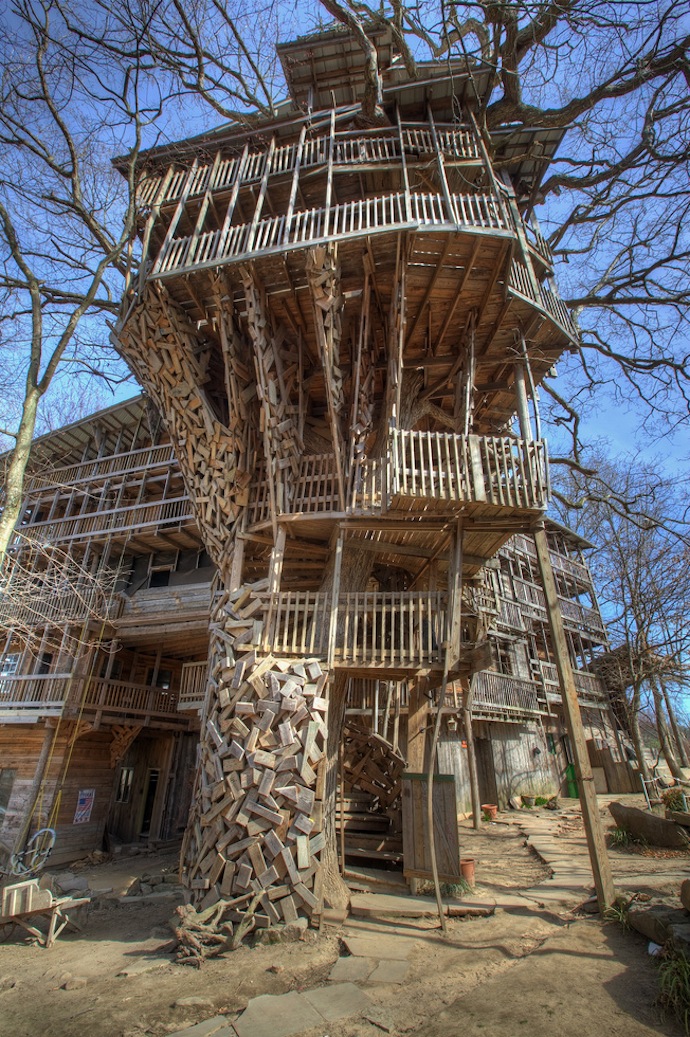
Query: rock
680 879 690 913
127 878 141 897
0 977 17 992
174 996 214 1009
546 796 560 810
267 965 284 974
669 923 690 956
609 801 689 848
628 905 688 944
54 872 90 894
140 882 153 895
61 976 87 991
364 1005 397 1032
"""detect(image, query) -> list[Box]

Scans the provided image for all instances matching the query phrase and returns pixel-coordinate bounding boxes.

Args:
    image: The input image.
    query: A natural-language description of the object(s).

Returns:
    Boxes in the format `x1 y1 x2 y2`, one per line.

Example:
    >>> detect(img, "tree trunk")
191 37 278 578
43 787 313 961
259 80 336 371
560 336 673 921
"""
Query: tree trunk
661 681 689 769
628 683 650 784
0 387 41 564
651 680 684 780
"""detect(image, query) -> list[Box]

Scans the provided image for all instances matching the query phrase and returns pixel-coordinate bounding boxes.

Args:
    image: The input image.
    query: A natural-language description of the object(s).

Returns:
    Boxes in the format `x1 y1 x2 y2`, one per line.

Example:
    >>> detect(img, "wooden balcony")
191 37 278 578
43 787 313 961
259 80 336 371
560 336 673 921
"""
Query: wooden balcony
0 672 191 726
383 430 549 514
512 533 591 586
25 444 177 494
254 590 447 673
512 577 606 639
16 496 195 547
138 125 482 210
152 188 513 280
178 660 208 712
77 677 188 727
0 586 123 629
247 433 549 529
508 261 577 340
540 663 609 708
470 670 542 721
0 674 70 721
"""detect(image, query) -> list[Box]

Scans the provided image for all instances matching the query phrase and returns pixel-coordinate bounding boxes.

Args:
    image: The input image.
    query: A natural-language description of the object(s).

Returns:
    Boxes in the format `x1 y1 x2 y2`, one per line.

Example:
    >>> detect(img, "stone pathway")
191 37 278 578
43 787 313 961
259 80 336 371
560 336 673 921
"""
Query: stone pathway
169 807 597 1037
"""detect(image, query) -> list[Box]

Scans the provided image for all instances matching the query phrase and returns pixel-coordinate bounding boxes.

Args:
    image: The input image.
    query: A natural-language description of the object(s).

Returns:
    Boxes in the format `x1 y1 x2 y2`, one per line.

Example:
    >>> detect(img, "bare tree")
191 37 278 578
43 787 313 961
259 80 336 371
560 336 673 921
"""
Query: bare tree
553 455 690 779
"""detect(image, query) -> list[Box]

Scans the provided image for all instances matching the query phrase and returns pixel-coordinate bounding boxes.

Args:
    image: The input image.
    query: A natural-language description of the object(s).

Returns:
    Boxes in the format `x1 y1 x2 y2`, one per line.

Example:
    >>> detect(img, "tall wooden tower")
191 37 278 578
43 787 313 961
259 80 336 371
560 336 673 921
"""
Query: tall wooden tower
115 26 583 927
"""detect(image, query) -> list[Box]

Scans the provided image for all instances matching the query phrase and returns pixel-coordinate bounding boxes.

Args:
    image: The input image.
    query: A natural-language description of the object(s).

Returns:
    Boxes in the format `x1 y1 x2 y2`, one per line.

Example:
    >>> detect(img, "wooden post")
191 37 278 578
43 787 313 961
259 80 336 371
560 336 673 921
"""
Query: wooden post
514 361 533 444
462 676 482 830
284 125 307 245
533 524 616 911
327 530 343 668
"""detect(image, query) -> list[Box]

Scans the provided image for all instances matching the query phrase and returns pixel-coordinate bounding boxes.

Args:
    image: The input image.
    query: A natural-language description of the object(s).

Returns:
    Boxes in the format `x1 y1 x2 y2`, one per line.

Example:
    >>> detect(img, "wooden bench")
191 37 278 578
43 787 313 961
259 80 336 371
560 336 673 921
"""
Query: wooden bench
0 879 90 948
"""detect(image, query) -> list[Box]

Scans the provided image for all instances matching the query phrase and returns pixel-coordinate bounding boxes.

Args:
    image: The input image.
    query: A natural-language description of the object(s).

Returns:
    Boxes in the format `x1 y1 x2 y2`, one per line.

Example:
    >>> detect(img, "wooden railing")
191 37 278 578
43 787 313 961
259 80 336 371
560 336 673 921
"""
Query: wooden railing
524 222 553 267
178 661 208 711
0 587 122 628
17 496 194 545
470 670 542 717
0 673 71 713
263 591 330 657
540 662 608 704
82 677 180 717
138 125 482 208
252 590 446 669
509 261 577 338
496 597 526 630
511 577 606 637
246 434 548 528
386 430 549 512
152 188 512 278
25 444 177 494
338 591 446 668
511 532 591 585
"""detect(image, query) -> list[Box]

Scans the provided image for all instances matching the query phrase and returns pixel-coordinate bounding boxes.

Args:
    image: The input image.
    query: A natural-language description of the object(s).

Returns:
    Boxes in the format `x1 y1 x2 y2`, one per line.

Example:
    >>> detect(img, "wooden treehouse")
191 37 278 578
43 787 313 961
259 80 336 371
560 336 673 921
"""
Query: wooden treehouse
112 25 588 925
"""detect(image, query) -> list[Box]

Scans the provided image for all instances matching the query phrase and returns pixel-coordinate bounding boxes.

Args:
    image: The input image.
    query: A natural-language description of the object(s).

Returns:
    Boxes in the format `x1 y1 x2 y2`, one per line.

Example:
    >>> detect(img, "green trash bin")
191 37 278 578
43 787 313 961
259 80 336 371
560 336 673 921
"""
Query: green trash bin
565 763 579 799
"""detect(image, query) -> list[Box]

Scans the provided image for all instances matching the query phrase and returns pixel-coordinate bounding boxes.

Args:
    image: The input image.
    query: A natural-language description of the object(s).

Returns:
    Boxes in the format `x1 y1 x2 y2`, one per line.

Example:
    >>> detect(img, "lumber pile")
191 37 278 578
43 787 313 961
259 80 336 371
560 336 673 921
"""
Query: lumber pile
115 283 252 566
180 583 330 934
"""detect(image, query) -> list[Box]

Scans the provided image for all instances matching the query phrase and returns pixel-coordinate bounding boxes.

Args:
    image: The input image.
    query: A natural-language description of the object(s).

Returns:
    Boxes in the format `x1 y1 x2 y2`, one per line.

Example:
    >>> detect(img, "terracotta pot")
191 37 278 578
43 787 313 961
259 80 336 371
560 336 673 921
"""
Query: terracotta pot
460 857 475 886
481 803 498 820
522 795 535 808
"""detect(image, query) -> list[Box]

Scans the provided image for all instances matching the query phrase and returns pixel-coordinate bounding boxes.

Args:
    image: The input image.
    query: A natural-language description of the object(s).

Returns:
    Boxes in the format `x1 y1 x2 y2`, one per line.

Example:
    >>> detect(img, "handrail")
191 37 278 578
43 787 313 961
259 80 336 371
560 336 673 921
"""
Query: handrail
16 495 194 545
83 676 180 716
509 260 577 338
152 188 513 278
0 673 72 708
138 125 482 208
470 670 541 716
25 444 176 494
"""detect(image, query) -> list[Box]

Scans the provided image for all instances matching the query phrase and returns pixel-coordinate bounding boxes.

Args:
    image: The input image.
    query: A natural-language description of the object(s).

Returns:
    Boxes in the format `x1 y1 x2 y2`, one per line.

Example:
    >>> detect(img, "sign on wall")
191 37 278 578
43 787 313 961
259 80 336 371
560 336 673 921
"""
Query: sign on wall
73 788 95 825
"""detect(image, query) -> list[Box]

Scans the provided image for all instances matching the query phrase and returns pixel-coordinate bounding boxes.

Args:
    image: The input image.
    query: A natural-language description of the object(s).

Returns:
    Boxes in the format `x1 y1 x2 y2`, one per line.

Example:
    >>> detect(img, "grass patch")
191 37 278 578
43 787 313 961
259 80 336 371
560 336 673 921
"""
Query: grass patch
608 825 648 850
440 879 473 897
657 945 690 1035
603 895 633 928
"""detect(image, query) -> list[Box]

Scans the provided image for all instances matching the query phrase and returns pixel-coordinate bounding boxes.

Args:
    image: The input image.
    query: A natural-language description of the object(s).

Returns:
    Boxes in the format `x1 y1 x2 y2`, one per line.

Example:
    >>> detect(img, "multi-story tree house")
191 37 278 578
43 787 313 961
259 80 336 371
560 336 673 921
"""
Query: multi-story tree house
0 400 631 878
0 26 628 909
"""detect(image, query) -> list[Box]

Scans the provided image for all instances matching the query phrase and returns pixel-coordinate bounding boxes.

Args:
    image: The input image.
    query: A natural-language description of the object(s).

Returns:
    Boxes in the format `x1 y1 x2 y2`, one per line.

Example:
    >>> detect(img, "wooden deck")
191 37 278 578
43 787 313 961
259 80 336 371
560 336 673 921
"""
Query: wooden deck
246 431 548 531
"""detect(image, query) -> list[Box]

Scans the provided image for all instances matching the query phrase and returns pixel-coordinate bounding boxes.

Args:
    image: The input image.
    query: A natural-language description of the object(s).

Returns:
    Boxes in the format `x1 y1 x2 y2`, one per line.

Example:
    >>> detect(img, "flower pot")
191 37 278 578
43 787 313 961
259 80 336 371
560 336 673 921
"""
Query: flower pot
460 857 475 886
522 795 535 808
481 803 498 820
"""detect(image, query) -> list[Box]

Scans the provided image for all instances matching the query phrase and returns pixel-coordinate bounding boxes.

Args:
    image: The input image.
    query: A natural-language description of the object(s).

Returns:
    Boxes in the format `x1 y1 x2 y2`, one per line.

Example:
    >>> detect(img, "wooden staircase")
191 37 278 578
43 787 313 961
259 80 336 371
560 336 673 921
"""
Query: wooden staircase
336 721 405 869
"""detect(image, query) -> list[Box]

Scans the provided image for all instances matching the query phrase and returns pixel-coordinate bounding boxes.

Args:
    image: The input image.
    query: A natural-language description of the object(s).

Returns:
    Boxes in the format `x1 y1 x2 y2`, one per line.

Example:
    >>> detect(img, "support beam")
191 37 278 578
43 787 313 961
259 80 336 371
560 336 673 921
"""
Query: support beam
533 525 615 912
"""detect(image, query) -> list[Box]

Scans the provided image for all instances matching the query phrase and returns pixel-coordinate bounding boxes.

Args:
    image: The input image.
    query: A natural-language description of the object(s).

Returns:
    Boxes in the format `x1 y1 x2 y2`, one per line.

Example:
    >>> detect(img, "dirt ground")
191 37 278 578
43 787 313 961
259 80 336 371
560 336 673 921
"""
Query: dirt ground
0 798 687 1037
